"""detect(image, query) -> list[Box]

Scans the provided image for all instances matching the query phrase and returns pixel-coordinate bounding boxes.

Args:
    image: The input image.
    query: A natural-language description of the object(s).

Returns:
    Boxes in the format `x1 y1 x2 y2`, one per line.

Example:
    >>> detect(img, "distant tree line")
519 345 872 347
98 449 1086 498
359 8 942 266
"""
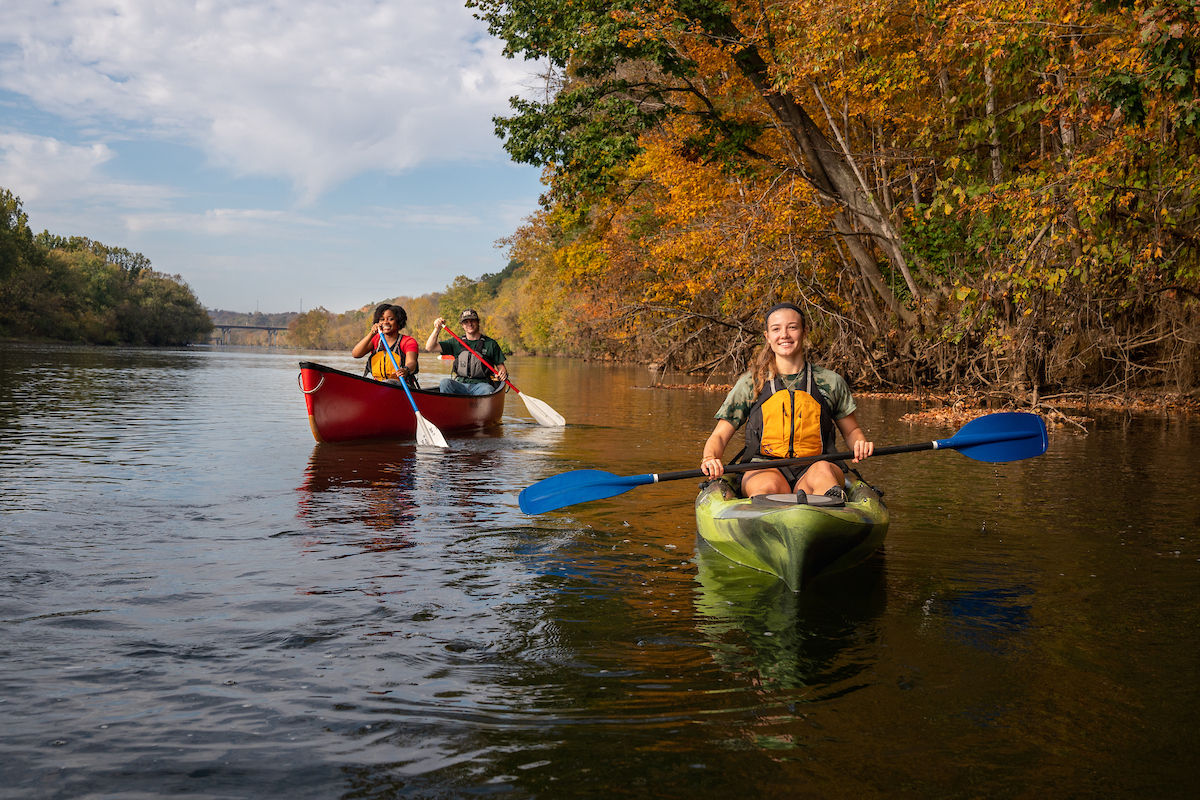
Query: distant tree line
286 261 529 354
1 188 212 346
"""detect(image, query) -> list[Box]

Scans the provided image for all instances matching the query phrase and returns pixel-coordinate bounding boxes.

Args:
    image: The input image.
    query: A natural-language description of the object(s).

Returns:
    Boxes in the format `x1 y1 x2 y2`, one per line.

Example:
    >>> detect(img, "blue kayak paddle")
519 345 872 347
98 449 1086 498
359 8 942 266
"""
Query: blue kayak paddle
518 411 1048 514
378 332 448 448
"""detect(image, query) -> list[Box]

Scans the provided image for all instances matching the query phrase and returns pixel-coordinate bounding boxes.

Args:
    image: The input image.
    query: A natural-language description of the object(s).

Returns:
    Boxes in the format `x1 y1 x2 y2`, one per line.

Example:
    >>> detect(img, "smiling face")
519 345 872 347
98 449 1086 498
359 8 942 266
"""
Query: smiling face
378 309 399 334
765 307 806 359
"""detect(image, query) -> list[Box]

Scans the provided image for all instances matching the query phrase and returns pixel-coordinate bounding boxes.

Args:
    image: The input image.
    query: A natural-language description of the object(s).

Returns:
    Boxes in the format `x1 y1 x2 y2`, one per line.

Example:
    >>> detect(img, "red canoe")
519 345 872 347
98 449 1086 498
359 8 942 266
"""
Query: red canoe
298 361 506 442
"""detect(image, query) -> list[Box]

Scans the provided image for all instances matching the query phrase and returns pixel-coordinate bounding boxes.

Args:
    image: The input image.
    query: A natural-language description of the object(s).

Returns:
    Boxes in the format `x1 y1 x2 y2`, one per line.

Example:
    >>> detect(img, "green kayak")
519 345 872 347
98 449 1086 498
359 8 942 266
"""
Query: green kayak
695 477 889 591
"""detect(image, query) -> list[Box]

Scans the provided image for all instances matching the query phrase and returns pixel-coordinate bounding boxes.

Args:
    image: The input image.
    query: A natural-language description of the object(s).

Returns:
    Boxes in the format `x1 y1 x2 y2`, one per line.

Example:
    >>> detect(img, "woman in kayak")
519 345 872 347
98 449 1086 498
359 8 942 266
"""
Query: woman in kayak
699 302 873 501
352 303 419 386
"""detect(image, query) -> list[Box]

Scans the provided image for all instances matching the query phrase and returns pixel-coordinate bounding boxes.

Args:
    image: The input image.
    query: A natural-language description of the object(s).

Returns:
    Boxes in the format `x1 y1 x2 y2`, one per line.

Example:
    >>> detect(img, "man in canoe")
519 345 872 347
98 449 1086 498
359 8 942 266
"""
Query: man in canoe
699 302 873 502
424 309 508 395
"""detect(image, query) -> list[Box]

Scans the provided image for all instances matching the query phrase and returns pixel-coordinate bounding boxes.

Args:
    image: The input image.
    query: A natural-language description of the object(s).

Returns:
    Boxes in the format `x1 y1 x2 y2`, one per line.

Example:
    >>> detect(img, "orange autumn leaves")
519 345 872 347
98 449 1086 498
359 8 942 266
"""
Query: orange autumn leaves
555 120 840 331
491 0 1199 389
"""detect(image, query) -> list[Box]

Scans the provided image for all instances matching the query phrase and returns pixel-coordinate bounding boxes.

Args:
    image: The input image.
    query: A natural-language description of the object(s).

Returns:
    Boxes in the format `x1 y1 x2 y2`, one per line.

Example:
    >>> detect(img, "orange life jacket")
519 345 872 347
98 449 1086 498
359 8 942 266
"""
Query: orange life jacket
742 365 837 459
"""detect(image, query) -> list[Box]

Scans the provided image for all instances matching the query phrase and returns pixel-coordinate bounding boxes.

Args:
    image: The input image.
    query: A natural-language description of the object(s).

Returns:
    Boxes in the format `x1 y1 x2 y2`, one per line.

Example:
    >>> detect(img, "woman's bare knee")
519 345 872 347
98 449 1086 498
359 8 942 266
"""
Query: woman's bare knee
742 469 789 496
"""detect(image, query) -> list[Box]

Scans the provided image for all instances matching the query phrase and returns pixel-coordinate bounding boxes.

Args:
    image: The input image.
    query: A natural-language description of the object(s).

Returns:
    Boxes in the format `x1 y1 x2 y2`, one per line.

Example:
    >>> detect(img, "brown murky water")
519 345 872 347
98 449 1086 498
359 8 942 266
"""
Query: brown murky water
1 341 1197 798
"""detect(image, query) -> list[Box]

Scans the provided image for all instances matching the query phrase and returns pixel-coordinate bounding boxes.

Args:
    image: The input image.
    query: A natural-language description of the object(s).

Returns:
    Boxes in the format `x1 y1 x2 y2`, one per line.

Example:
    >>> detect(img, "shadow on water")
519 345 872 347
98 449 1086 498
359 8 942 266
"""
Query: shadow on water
692 541 888 693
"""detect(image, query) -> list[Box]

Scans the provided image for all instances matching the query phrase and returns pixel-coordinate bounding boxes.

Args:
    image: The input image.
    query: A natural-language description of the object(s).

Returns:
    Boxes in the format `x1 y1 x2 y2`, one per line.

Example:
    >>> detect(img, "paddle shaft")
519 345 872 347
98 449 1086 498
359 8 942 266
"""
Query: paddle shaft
652 429 1037 483
518 412 1048 514
442 326 516 393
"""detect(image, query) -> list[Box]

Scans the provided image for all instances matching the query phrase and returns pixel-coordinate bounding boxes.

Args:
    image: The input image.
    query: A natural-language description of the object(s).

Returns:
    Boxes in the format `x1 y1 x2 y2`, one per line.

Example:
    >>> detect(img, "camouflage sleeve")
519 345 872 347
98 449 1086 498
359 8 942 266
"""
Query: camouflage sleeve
813 365 857 419
714 373 756 430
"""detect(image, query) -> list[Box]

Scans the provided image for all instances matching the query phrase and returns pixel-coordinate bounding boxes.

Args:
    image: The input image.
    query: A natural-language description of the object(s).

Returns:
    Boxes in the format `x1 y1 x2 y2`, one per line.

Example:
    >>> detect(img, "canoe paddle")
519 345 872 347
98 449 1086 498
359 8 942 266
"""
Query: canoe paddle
442 326 566 427
518 411 1048 514
379 332 448 448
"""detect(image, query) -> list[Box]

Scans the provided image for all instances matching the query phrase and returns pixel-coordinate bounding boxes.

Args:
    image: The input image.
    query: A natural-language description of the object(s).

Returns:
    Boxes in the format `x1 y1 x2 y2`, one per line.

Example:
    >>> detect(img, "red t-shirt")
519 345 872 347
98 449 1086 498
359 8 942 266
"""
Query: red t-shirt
368 334 418 380
371 333 418 355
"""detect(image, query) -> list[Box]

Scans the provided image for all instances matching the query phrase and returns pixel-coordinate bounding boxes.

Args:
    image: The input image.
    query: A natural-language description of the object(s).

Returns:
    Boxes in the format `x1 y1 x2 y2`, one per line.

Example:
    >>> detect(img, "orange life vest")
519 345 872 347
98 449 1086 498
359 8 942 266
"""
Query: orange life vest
742 365 837 459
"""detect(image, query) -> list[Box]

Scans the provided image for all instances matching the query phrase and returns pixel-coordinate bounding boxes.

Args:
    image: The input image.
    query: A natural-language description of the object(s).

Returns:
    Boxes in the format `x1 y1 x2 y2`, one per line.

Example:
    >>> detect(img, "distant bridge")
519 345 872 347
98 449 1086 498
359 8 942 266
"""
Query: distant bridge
213 324 289 346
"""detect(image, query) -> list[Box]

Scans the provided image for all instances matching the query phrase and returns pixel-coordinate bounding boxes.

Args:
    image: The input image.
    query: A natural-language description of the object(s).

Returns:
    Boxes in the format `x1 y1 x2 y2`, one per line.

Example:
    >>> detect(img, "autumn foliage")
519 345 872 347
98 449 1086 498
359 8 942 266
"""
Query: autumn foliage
473 0 1200 398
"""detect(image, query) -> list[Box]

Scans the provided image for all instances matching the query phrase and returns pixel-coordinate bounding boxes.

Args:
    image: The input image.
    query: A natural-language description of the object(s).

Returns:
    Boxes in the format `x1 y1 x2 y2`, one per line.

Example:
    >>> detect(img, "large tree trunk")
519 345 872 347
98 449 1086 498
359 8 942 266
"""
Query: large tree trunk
727 35 920 327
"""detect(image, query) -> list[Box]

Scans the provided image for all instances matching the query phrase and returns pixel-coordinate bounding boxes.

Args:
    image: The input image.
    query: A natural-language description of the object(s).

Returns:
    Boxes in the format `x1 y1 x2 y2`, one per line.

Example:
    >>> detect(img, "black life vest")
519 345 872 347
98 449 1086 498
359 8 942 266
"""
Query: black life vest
743 364 838 459
453 337 497 382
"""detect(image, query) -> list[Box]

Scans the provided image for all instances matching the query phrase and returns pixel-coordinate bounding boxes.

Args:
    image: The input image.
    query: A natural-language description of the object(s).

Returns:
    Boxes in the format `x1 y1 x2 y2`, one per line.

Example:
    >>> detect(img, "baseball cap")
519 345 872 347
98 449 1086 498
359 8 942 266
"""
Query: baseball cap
459 309 480 322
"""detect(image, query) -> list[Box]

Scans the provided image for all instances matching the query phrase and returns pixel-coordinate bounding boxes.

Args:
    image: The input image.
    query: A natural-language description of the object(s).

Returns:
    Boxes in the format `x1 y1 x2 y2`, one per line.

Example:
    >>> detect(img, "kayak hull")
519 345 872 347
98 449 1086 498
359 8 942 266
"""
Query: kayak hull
298 361 505 442
695 478 889 591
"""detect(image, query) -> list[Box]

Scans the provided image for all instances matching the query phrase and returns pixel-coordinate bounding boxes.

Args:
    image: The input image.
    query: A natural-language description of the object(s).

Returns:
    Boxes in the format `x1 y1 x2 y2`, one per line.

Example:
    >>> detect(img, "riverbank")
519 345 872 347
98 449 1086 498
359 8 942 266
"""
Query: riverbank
654 383 1200 430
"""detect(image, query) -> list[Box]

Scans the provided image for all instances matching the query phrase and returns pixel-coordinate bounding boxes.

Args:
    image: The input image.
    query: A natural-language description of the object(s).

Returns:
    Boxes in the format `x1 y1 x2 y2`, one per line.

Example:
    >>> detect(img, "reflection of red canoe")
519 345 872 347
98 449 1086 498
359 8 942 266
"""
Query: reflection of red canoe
298 361 505 442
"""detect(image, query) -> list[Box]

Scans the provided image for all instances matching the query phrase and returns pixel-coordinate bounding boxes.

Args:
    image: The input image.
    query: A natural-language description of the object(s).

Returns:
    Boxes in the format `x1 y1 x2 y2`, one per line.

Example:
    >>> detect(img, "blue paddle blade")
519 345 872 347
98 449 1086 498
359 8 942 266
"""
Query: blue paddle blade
938 412 1048 462
518 469 655 514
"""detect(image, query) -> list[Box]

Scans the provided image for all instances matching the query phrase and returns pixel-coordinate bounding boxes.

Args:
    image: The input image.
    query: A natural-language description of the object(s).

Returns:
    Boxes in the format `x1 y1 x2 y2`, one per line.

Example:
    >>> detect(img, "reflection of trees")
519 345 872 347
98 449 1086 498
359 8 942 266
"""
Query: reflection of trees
917 584 1033 656
693 542 887 690
297 442 419 550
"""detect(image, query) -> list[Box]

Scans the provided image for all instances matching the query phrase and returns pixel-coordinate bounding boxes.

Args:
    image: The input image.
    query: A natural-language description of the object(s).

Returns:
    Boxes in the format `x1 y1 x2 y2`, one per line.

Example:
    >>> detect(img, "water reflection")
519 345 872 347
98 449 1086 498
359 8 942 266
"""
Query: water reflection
918 584 1034 656
298 442 418 548
693 542 887 692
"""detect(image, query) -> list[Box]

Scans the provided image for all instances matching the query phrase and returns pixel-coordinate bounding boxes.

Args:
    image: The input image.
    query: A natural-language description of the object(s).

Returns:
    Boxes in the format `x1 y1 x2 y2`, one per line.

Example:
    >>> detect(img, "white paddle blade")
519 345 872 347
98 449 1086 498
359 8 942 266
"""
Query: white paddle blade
521 393 565 427
415 413 449 448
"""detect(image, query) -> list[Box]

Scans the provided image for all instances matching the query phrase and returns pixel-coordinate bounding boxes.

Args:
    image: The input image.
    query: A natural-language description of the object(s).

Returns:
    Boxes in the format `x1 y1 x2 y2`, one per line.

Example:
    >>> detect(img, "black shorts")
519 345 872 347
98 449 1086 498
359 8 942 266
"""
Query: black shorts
746 456 848 486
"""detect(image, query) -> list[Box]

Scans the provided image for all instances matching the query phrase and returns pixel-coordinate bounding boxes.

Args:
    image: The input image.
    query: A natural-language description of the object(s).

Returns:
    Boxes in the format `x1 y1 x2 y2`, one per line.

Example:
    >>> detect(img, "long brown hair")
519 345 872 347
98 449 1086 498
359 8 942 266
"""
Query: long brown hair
751 343 775 396
752 305 808 394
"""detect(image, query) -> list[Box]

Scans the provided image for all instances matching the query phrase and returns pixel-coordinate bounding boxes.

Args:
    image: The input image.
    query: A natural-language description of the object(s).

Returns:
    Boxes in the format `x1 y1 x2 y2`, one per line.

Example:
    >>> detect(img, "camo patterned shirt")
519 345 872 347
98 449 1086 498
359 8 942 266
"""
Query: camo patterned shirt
715 364 856 431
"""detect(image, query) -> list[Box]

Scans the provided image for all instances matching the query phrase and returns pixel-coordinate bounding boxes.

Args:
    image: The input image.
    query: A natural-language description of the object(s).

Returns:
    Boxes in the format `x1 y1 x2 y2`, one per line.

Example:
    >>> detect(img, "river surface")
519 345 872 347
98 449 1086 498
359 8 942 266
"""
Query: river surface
1 342 1197 799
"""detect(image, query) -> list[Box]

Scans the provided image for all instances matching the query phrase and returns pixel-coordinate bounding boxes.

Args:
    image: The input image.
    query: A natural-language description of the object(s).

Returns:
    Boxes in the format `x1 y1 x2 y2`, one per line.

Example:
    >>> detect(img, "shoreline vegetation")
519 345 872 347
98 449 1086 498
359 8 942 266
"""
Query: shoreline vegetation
463 1 1200 410
1 189 211 347
654 382 1200 426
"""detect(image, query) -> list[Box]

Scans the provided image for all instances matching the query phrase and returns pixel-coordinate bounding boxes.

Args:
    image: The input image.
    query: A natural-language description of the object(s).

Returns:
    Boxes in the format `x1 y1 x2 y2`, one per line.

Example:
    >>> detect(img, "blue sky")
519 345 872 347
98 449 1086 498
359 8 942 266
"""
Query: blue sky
0 0 547 314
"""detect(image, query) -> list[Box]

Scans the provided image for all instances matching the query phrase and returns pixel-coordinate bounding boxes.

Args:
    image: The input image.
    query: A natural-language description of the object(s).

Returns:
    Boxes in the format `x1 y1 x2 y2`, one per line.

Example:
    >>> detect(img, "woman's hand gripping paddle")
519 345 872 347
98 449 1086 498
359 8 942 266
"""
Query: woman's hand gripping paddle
518 411 1048 514
379 333 448 448
443 326 565 427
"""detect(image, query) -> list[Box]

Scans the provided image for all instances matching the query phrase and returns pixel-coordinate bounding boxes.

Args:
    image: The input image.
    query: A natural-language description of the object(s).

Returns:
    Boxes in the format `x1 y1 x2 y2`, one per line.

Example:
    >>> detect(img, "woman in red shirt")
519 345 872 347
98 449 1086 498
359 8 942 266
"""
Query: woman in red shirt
352 304 419 386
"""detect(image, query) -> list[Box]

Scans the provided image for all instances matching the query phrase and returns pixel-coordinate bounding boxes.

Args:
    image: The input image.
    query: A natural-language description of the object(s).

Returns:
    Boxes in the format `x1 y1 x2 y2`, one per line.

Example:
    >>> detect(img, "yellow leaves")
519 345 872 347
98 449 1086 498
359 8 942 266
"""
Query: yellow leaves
558 238 608 283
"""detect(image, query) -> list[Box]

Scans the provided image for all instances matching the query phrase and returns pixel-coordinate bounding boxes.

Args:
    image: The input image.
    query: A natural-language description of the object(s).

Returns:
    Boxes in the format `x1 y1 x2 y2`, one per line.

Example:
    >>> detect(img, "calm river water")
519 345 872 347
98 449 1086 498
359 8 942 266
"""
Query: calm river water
1 342 1197 799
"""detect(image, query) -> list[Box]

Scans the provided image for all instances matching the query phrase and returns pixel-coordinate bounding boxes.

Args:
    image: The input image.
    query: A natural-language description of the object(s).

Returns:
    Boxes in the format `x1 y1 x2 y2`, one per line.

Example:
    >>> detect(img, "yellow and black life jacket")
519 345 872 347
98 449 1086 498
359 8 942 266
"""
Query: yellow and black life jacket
365 335 415 382
743 364 838 459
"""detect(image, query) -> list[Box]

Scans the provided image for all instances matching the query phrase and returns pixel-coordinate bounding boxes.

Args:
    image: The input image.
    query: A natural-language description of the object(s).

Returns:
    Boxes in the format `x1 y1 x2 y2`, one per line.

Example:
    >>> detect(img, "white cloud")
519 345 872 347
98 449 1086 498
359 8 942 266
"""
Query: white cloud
120 204 484 238
123 207 333 235
0 131 174 207
0 0 537 202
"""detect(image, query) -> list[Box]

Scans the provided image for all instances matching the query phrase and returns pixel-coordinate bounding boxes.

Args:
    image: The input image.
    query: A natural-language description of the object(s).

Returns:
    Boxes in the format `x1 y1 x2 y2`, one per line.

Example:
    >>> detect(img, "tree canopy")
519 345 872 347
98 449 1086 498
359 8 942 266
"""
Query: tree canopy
0 188 212 346
471 0 1200 397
